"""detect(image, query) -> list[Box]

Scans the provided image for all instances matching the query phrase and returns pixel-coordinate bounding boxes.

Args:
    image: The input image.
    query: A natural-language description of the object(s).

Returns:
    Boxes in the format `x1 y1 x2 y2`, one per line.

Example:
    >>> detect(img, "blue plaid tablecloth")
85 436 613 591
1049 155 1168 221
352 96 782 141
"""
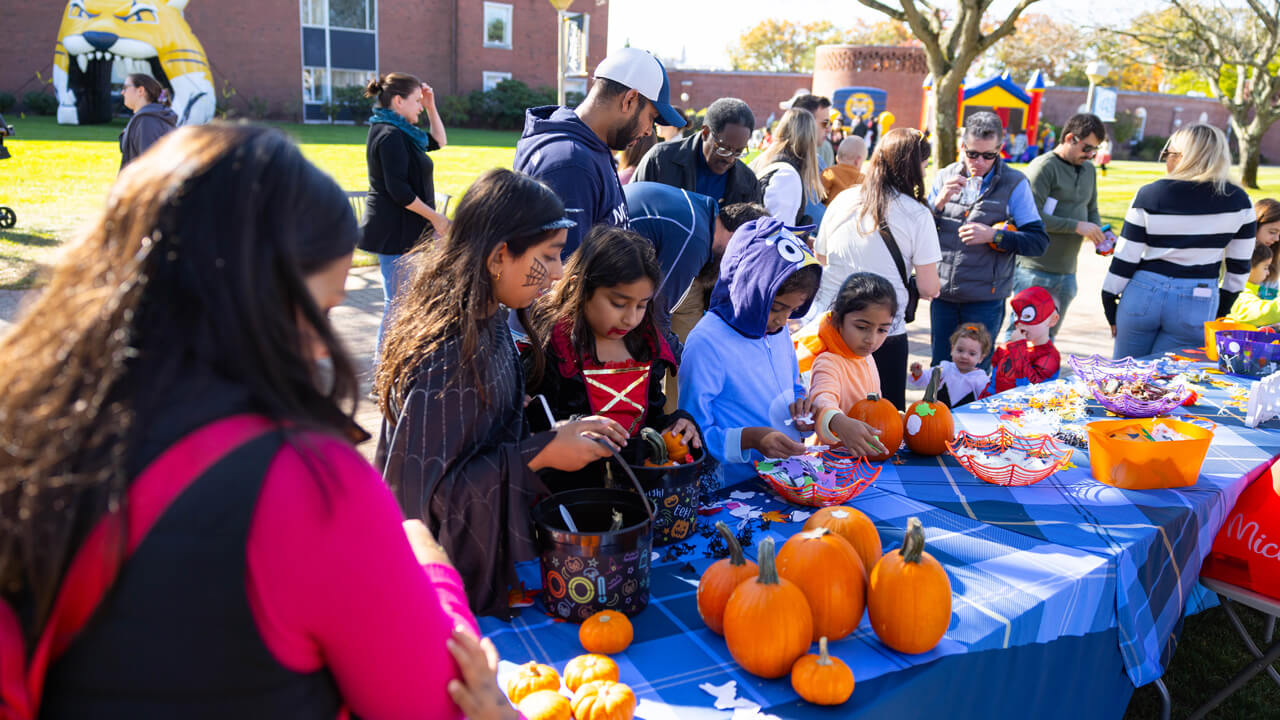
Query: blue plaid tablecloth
481 484 1115 718
872 366 1280 687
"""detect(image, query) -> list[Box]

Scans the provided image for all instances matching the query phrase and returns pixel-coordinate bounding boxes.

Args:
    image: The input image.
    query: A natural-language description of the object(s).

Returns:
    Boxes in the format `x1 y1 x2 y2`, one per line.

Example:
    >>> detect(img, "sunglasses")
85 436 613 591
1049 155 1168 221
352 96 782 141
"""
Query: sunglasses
1159 148 1182 162
964 150 999 161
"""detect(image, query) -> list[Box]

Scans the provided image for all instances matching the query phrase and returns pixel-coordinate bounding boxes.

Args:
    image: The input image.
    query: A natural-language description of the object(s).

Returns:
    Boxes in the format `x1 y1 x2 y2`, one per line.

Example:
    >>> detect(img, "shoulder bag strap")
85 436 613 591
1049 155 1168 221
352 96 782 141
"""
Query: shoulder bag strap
0 414 278 720
878 221 911 288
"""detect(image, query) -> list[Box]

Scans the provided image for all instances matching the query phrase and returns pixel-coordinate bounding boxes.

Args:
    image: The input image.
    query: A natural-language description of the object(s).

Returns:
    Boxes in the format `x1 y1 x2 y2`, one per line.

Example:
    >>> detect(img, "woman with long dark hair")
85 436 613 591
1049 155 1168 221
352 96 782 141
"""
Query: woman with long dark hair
359 72 450 358
0 124 515 719
807 127 942 409
376 168 629 618
118 73 176 168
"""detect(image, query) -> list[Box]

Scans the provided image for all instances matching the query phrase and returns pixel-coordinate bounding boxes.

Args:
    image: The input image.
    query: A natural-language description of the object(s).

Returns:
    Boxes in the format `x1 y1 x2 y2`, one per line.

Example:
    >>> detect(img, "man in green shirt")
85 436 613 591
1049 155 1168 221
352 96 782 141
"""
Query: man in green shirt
1004 113 1107 340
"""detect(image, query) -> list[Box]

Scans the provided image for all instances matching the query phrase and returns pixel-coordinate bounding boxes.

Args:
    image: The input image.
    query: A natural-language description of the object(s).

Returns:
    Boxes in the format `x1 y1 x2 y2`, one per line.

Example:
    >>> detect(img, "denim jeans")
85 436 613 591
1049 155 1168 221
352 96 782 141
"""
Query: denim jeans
375 252 411 359
931 298 1006 370
1001 265 1078 342
1113 270 1217 359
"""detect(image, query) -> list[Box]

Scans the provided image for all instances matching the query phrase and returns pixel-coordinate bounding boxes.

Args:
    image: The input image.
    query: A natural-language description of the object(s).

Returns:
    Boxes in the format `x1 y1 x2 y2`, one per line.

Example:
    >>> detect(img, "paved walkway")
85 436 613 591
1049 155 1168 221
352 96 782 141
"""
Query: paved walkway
0 246 1118 463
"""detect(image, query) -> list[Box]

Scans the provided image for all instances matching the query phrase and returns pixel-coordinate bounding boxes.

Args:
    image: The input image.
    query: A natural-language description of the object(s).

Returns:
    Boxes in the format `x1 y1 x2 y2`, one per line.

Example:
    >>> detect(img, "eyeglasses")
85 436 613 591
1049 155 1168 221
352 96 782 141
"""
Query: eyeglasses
964 150 999 161
708 131 747 159
1159 148 1182 162
1075 139 1099 154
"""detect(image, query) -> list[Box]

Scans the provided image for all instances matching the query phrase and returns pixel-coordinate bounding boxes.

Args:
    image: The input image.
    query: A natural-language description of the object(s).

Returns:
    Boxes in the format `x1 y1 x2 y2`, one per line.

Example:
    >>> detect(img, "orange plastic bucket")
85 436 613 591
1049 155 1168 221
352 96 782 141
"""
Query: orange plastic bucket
1086 417 1215 490
1204 318 1255 361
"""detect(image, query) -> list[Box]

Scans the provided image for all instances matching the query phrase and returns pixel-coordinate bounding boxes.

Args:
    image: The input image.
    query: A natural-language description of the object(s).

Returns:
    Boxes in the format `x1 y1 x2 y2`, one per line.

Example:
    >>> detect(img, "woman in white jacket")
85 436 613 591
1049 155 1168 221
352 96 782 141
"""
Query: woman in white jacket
751 109 824 225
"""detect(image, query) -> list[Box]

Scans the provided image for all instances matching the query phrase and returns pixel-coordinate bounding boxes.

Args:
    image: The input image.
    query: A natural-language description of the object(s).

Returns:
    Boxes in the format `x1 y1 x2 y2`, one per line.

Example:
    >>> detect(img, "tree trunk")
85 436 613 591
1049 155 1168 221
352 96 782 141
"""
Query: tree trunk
932 74 961 170
1240 138 1261 189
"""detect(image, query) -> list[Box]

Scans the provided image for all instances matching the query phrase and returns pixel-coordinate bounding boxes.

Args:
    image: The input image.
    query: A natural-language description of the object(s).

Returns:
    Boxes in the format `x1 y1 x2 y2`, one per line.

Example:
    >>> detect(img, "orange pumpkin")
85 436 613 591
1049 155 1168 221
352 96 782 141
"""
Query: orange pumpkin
641 427 680 467
505 661 562 704
849 393 904 462
803 506 881 581
904 367 954 456
697 521 758 635
662 429 692 463
571 680 637 720
564 653 620 693
517 689 572 720
723 537 814 678
776 528 866 641
790 636 855 705
579 610 633 654
868 517 953 654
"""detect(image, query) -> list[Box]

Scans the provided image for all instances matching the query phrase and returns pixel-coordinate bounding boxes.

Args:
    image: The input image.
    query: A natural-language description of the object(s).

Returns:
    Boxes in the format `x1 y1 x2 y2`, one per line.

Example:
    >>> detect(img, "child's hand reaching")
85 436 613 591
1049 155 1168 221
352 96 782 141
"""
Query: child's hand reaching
789 396 816 433
662 417 702 449
909 361 923 380
830 414 888 458
755 431 807 459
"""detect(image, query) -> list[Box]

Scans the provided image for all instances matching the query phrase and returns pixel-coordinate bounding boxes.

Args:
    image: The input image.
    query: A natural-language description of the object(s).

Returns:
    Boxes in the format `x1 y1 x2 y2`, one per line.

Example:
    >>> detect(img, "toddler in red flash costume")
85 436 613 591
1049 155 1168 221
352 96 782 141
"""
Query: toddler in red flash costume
990 286 1061 394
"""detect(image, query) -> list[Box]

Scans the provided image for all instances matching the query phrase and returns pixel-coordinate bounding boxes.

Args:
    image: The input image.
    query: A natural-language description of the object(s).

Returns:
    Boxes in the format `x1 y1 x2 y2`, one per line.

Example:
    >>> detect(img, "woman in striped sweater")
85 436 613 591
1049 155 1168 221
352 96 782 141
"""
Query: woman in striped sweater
1102 124 1256 359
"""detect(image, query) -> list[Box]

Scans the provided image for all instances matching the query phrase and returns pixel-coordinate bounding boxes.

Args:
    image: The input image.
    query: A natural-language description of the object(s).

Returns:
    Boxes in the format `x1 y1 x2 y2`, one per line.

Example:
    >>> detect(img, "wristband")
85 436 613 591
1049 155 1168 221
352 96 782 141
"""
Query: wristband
817 408 842 446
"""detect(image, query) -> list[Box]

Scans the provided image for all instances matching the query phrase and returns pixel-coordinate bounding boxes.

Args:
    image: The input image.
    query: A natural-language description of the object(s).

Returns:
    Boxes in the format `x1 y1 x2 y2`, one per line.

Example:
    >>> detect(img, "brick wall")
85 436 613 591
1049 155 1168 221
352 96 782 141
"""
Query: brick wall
1 4 81 100
455 0 609 96
378 0 456 95
663 70 811 129
186 3 300 119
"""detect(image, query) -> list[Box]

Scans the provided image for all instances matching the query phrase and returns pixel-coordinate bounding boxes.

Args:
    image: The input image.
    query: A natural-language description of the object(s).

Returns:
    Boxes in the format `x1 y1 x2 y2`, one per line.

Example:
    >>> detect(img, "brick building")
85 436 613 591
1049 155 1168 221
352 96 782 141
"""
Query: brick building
2 0 607 122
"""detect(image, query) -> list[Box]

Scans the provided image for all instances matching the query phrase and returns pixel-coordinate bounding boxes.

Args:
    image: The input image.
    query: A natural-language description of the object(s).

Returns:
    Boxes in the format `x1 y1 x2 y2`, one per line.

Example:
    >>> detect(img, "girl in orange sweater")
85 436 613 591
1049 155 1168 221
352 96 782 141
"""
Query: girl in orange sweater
795 272 897 456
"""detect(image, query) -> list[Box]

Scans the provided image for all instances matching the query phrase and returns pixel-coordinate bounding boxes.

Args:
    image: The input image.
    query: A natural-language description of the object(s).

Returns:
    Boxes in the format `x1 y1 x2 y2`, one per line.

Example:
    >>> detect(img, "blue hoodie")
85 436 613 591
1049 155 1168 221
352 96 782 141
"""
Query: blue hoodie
514 106 628 257
679 218 822 486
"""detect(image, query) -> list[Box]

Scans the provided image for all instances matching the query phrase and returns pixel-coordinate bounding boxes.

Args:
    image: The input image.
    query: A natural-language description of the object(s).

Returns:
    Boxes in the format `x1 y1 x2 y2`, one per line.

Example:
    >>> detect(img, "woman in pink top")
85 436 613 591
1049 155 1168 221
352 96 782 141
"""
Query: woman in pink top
0 124 516 720
798 273 898 457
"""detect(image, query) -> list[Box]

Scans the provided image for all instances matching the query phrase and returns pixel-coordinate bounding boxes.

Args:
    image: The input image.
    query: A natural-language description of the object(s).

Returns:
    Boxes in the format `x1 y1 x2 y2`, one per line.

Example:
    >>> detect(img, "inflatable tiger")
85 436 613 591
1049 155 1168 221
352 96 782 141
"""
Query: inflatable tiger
52 0 215 126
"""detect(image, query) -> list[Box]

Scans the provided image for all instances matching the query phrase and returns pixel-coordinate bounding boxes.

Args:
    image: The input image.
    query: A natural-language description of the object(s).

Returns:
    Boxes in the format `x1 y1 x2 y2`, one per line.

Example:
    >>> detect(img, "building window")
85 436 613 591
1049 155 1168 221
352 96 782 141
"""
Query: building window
303 67 329 103
301 0 377 122
483 71 513 92
331 69 372 94
330 0 375 30
484 3 513 49
301 0 324 25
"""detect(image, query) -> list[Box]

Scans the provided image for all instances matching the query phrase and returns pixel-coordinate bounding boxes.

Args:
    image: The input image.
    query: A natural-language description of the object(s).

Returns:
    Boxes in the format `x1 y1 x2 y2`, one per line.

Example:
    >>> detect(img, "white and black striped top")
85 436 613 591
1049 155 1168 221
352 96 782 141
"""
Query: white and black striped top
1103 179 1256 297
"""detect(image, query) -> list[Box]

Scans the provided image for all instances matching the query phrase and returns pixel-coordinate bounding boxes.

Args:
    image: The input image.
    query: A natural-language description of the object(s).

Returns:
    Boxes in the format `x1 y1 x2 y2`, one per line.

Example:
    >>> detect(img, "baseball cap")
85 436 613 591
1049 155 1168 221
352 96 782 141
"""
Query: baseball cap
1010 286 1056 325
593 48 686 128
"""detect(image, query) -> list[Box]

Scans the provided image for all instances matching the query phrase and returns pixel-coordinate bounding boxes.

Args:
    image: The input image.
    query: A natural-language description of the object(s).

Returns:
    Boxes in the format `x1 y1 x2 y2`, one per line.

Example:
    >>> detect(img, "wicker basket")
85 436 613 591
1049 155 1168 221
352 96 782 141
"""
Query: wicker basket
946 427 1074 487
755 448 881 507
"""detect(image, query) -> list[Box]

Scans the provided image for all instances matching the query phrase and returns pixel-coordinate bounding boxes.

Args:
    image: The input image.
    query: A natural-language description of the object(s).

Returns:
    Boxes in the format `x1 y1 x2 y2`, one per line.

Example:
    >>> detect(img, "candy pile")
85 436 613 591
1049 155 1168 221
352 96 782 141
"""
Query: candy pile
950 444 1056 471
1108 423 1191 443
1097 378 1183 403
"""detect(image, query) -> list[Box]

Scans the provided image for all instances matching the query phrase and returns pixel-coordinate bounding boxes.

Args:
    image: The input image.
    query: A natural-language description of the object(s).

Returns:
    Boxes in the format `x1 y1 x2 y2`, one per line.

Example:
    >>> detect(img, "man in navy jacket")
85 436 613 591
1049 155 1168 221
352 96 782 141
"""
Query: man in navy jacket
514 48 685 258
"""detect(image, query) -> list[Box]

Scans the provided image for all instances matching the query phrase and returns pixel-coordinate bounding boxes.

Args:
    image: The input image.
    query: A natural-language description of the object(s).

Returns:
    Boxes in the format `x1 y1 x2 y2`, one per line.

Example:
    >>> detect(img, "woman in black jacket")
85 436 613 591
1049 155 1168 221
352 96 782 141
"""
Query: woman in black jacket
119 73 177 169
359 72 449 356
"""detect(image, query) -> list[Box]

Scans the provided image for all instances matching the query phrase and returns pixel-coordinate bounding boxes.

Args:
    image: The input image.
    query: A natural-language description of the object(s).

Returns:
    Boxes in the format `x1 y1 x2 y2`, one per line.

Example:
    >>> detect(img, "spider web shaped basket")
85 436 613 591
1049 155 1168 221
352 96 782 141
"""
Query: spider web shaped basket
946 427 1074 486
754 448 882 507
1067 355 1186 417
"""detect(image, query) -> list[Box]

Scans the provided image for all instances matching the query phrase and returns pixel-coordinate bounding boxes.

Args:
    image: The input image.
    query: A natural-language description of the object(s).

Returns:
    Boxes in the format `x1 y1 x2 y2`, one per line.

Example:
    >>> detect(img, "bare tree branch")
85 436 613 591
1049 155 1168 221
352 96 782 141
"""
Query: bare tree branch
980 0 1041 51
855 0 909 22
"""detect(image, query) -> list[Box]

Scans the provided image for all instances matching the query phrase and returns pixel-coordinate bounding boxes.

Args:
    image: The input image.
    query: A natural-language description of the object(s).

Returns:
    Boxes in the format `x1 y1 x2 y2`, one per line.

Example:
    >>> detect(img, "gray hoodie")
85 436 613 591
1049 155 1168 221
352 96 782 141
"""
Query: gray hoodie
120 103 178 169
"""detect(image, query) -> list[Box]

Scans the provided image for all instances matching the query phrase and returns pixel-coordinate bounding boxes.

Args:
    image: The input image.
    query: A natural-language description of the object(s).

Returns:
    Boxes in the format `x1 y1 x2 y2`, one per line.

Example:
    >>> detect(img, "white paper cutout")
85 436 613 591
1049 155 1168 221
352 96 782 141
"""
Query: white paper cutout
699 680 760 711
1246 372 1280 427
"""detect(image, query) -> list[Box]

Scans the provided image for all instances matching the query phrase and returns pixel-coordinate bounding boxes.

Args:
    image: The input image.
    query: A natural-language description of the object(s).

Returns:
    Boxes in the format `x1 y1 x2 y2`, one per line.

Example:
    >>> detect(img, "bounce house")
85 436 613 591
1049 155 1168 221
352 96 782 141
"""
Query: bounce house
922 70 1046 146
52 0 215 126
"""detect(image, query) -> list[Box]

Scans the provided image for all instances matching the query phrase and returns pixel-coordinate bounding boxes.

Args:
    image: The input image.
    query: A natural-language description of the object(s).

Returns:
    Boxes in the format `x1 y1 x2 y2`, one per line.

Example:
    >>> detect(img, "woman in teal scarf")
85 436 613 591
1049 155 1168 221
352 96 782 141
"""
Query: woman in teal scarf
358 72 450 362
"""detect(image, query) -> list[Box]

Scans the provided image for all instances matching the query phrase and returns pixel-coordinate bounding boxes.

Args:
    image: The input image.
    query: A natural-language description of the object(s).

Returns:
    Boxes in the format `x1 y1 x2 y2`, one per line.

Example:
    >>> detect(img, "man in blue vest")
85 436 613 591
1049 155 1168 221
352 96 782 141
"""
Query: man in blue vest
928 111 1050 368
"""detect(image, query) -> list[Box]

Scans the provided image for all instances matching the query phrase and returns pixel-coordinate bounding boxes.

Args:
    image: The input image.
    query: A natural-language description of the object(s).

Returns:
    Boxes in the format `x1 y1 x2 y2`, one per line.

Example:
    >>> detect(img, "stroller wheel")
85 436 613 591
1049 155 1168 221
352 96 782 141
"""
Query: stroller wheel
0 206 14 229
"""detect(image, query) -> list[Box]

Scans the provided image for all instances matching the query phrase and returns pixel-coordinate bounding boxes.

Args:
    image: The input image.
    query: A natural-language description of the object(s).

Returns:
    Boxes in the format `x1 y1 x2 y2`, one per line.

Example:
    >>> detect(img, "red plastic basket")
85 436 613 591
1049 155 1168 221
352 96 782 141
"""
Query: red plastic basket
755 448 882 507
946 427 1074 487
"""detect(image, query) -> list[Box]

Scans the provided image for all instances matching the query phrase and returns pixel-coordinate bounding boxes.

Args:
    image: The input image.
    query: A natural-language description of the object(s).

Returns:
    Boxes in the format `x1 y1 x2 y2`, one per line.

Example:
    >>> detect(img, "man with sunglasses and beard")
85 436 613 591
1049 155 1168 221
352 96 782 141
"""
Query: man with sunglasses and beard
927 111 1049 369
515 47 685 258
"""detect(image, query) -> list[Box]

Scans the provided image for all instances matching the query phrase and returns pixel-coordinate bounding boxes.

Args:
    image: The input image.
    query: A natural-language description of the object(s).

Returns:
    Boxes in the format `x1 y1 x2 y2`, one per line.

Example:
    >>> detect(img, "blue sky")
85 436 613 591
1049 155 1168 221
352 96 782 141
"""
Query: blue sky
605 0 1166 70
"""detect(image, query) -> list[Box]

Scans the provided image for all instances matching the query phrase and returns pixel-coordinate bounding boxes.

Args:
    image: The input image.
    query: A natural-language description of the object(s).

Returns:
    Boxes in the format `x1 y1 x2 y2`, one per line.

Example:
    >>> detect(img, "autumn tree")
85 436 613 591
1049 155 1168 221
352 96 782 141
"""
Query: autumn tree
855 0 1044 167
990 13 1086 85
1119 0 1280 187
846 19 919 46
728 19 845 73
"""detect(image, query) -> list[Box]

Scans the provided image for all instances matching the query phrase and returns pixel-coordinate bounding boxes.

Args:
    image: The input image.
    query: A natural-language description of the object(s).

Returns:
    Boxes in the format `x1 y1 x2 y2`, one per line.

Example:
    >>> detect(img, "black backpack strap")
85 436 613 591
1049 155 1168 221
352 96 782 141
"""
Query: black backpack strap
879 221 911 288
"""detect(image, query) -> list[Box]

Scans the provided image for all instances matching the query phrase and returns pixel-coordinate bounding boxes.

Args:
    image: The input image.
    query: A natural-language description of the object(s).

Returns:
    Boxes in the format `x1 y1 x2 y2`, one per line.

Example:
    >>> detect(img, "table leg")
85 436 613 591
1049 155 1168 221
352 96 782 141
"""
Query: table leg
1186 638 1280 720
1266 615 1275 644
1219 595 1280 687
1154 678 1171 720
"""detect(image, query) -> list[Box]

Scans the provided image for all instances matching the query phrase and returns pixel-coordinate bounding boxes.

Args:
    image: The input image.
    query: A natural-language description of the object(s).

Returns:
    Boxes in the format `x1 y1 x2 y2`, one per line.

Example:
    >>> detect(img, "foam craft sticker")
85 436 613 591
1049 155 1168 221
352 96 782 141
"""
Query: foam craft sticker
698 681 759 711
54 0 216 126
905 414 923 435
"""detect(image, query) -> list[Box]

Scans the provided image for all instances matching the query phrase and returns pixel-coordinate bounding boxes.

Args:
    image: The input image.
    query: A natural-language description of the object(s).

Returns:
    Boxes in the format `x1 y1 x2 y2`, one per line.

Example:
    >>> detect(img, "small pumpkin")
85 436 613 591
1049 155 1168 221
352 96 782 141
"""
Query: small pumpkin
517 689 572 720
571 680 637 720
868 517 952 654
790 636 855 706
803 506 881 581
776 528 866 641
564 653 619 693
579 610 633 654
904 367 955 456
505 661 562 704
662 429 692 462
849 393 904 462
641 427 679 467
697 521 758 635
723 537 814 678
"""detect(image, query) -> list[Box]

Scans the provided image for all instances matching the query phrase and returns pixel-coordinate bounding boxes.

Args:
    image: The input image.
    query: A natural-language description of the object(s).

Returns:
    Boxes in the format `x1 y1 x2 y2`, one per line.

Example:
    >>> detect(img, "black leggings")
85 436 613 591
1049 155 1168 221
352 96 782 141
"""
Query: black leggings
873 332 909 410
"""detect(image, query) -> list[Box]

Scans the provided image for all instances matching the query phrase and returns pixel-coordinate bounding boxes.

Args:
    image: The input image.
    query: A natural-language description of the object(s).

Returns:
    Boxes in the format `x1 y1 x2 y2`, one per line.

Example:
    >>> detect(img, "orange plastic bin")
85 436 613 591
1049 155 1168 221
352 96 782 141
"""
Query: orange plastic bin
1086 418 1215 490
1204 319 1254 361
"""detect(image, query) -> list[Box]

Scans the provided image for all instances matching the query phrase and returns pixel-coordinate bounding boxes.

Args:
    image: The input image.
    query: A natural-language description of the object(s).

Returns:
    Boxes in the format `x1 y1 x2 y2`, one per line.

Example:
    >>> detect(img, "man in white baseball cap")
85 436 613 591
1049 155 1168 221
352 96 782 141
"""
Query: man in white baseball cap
514 47 687 258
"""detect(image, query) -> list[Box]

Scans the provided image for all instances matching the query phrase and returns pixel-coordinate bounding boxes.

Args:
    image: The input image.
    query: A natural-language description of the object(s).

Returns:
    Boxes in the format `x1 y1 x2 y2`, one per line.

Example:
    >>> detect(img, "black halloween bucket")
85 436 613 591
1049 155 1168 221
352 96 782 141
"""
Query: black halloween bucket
608 444 705 546
532 454 655 621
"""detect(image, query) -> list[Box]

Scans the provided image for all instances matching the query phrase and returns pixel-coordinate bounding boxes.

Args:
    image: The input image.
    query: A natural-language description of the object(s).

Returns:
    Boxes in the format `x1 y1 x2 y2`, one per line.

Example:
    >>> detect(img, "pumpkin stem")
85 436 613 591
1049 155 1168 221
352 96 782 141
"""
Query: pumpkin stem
641 427 668 464
817 636 832 666
716 521 747 567
866 393 881 402
899 517 926 564
923 367 942 404
756 537 780 585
